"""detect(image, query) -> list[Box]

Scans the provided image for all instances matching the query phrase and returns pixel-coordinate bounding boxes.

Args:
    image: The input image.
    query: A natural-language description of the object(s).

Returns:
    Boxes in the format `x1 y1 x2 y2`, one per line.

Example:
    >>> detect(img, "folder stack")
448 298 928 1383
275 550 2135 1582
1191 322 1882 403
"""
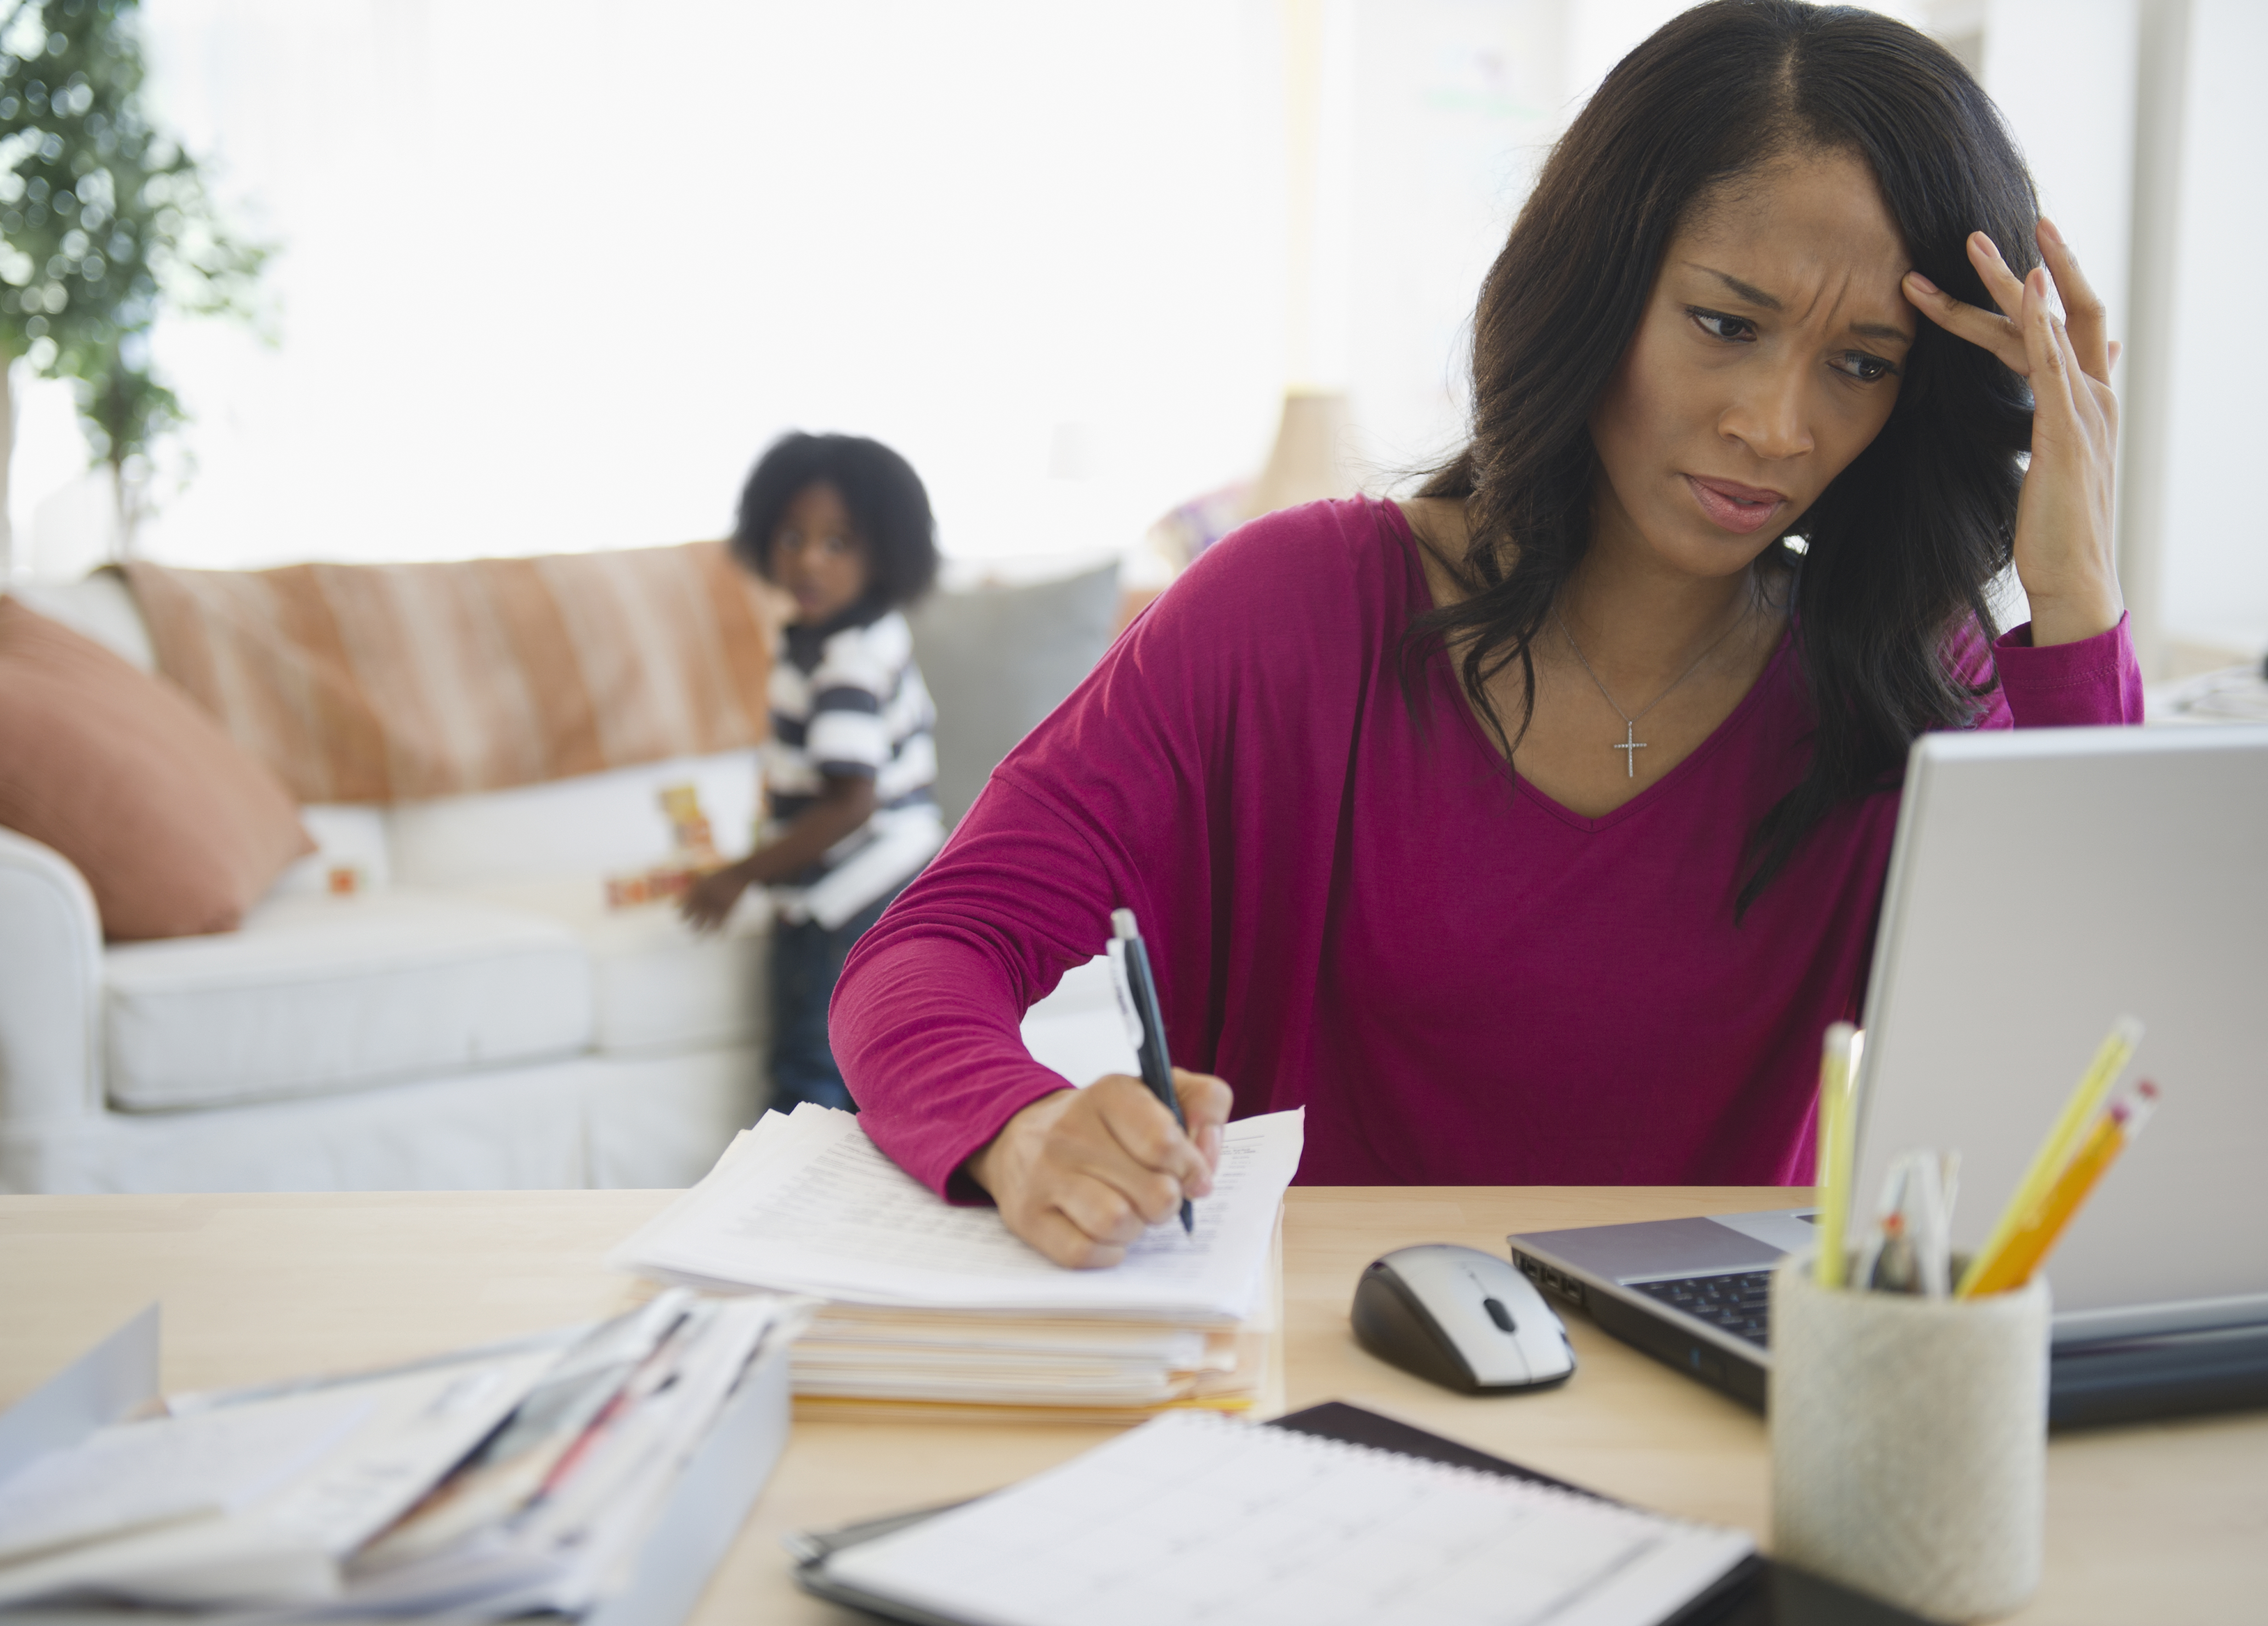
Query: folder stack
609 1104 1303 1423
0 1292 801 1622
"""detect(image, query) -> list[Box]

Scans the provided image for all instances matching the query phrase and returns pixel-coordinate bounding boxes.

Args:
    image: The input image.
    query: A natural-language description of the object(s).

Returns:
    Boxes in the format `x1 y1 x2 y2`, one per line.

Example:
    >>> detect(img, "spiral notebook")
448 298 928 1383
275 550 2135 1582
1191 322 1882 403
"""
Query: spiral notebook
797 1408 1749 1626
795 1402 1934 1626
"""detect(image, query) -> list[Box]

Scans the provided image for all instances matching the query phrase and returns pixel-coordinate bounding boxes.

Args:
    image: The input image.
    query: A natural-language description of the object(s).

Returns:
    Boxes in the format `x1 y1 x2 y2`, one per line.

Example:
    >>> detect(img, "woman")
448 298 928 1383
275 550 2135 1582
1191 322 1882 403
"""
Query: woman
834 0 2142 1266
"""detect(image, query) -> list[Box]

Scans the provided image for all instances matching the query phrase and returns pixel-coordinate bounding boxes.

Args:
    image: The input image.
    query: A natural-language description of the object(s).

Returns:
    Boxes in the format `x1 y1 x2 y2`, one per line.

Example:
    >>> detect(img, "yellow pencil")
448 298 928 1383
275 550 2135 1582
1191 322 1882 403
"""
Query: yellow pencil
1813 1023 1858 1289
1957 1015 2143 1298
1965 1082 2161 1297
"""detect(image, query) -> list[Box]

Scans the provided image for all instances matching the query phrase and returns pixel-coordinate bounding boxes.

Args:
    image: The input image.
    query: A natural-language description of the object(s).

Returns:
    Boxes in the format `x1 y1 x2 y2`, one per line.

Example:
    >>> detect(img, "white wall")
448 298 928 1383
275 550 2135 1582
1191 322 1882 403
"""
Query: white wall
1975 0 2140 646
1343 0 1567 478
2156 0 2268 656
1562 0 1694 101
1968 0 2267 663
12 1 1295 574
1982 0 2138 330
8 0 2258 663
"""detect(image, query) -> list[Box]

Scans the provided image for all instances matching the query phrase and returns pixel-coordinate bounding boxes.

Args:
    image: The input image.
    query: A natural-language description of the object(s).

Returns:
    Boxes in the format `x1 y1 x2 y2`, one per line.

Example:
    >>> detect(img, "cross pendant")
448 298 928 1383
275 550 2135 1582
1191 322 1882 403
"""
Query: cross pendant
1612 720 1647 778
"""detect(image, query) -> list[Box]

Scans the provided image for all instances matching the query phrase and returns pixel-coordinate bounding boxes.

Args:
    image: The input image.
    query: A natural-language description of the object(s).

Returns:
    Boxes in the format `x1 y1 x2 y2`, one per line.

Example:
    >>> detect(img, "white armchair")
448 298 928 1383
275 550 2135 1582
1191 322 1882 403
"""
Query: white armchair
0 826 106 1136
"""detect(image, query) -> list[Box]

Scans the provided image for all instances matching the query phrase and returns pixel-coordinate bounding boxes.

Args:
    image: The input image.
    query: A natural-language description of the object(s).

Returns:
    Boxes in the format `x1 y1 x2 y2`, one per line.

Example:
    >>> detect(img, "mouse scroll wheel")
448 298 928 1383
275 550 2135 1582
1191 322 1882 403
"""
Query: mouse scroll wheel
1483 1297 1517 1333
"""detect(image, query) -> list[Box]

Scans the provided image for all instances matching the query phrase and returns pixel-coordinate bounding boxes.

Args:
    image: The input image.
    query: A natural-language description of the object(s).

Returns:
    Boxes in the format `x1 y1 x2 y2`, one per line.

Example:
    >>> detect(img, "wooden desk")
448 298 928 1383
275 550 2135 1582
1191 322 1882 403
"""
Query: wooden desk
3 1188 2262 1622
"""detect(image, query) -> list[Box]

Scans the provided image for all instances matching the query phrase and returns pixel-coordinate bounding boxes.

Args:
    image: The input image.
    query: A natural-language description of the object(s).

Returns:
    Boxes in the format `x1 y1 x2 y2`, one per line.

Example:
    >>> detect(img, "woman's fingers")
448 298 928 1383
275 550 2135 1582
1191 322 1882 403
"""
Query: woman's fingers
2023 266 2083 429
2037 218 2113 383
1027 1205 1129 1269
1172 1069 1234 1192
1053 1167 1164 1248
2054 290 2111 437
1092 1075 1215 1205
968 1073 1228 1268
1904 270 2027 374
1906 225 2121 392
2021 267 2071 422
1968 230 2030 323
2005 254 2123 645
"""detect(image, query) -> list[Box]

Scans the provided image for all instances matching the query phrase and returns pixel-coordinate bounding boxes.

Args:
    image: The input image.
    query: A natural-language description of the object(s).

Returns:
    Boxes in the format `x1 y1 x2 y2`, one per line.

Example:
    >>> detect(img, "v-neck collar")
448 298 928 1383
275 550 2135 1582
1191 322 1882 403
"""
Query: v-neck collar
1380 496 1797 836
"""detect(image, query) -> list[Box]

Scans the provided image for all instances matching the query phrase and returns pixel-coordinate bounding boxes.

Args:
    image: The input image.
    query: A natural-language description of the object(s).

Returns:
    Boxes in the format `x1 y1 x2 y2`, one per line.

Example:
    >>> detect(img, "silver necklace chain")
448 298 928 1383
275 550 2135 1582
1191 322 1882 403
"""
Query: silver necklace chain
1554 593 1756 778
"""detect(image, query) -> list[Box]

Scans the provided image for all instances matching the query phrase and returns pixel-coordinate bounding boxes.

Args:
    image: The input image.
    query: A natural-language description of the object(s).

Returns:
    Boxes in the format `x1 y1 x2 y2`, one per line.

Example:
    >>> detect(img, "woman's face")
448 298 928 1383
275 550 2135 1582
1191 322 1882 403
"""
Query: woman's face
1588 149 1916 581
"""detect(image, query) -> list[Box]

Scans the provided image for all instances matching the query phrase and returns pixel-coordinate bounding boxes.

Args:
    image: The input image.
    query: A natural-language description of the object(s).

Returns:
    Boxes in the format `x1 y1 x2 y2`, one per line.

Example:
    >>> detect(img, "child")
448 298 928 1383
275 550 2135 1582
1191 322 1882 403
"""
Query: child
683 432 944 1113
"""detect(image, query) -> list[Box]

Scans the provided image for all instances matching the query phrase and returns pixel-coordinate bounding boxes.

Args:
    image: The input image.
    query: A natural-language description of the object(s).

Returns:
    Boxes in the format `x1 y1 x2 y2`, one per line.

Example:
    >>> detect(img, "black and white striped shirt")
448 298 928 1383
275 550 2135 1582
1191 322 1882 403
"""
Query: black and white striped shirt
762 609 940 923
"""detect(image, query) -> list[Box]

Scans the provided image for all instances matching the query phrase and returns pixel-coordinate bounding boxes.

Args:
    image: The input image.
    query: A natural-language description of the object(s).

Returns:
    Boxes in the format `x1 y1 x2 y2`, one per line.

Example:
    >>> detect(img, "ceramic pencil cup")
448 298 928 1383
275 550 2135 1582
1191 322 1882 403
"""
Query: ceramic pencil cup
1769 1253 2049 1623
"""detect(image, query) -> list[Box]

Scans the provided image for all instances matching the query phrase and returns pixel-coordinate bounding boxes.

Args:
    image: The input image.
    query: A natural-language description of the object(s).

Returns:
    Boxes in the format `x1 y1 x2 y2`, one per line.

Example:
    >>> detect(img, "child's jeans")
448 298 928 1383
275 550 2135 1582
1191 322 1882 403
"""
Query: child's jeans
767 884 904 1113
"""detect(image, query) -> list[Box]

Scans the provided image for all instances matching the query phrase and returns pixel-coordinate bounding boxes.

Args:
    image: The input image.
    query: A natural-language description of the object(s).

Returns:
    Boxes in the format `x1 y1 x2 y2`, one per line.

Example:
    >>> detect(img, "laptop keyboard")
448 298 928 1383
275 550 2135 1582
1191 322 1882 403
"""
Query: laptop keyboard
1632 1271 1774 1347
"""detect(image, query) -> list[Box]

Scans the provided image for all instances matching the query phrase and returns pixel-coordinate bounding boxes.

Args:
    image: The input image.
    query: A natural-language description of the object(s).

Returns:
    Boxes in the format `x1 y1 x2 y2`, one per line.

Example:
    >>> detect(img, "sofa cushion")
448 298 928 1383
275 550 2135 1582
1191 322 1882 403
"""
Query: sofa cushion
0 597 315 941
388 750 760 889
468 877 771 1056
103 891 593 1110
906 561 1120 824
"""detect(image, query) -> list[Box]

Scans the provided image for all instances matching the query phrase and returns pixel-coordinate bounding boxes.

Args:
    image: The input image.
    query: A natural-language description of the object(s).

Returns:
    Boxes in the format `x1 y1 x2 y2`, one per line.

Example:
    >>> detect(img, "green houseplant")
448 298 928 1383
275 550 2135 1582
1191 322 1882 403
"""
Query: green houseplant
0 0 264 572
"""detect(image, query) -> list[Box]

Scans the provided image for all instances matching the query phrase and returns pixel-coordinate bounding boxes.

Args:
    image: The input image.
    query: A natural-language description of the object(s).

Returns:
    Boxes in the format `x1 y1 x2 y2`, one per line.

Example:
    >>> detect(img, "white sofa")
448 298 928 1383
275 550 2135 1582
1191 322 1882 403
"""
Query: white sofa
0 561 1130 1195
0 572 786 1193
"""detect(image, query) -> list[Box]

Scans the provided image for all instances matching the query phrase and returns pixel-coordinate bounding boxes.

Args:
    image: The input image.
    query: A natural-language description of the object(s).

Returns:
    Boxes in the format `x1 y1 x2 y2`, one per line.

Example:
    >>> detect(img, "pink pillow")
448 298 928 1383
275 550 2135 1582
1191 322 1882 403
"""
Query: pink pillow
0 596 314 940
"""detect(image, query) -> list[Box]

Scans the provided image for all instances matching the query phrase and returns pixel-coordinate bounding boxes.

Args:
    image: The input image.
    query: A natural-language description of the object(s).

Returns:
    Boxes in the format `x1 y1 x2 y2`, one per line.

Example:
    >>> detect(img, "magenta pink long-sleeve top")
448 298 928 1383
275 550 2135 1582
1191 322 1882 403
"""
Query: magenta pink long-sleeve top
834 498 2144 1195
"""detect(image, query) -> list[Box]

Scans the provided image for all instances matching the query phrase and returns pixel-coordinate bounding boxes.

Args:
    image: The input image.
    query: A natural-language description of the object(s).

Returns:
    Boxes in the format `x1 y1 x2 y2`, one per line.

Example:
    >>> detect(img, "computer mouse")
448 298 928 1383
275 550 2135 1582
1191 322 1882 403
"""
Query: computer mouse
1351 1243 1576 1395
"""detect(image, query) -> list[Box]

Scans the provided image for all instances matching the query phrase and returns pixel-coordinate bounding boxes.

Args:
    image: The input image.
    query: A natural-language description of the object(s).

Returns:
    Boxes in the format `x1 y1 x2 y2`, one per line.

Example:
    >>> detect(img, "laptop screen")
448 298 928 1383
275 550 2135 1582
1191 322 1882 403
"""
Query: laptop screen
1851 724 2268 1339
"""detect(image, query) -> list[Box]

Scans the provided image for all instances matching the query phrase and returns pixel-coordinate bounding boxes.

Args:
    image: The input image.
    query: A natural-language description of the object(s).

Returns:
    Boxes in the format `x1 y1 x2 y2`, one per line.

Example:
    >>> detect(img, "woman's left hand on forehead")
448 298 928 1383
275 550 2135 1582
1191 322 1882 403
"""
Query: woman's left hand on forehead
1900 220 2125 648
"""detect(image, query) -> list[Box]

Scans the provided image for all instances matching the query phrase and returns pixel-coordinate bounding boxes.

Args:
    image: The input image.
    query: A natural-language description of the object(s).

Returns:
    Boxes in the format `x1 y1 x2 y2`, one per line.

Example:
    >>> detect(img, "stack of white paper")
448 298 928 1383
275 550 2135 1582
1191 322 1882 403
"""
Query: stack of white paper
609 1106 1303 1420
0 1292 799 1620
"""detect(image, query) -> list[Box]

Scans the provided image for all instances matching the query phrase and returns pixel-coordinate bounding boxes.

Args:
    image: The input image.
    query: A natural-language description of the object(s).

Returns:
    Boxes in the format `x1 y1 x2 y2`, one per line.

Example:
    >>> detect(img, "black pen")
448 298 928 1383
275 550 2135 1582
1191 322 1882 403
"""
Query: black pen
1109 907 1193 1233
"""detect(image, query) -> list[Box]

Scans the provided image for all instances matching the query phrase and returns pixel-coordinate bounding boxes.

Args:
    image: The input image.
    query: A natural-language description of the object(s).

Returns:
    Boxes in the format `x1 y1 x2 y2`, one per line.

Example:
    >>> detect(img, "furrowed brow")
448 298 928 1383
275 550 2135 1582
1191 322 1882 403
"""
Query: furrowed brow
1688 264 1913 346
1689 265 1782 311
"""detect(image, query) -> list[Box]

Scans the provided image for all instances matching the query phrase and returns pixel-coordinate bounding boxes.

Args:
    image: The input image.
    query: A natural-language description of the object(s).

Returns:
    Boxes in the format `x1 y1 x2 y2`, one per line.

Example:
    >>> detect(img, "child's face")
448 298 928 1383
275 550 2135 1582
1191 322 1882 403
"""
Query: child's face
769 482 871 624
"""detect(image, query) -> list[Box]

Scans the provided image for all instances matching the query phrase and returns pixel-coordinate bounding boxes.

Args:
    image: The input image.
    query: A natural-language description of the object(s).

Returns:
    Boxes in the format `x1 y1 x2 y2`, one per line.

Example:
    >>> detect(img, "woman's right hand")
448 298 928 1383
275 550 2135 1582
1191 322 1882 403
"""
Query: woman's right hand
966 1070 1233 1268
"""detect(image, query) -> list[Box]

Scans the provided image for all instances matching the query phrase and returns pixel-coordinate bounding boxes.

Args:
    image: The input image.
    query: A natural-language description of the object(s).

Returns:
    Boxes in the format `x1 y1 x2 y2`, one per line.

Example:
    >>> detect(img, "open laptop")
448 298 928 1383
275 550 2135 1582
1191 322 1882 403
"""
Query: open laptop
1509 723 2268 1425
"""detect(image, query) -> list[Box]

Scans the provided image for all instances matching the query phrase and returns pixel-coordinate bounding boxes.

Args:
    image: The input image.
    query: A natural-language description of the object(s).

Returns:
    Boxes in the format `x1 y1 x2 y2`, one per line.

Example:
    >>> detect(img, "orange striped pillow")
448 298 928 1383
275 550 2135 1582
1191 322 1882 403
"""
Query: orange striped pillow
125 544 777 804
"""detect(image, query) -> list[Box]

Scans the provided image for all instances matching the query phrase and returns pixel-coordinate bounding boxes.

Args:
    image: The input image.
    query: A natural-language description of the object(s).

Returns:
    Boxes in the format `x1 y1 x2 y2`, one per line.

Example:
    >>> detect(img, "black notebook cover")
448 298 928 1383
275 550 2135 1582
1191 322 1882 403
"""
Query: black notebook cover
794 1401 1932 1626
1269 1403 1930 1626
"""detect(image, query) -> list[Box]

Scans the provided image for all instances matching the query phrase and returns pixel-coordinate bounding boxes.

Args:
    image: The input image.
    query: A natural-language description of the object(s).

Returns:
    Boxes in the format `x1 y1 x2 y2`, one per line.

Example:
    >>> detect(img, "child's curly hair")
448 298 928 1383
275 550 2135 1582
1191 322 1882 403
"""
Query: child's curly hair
731 432 939 613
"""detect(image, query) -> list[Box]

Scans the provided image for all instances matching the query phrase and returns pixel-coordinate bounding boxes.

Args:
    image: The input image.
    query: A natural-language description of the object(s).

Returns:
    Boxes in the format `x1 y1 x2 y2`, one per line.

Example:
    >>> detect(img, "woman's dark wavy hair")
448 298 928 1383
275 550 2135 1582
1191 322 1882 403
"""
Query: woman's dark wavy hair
1407 0 2038 914
732 431 940 615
